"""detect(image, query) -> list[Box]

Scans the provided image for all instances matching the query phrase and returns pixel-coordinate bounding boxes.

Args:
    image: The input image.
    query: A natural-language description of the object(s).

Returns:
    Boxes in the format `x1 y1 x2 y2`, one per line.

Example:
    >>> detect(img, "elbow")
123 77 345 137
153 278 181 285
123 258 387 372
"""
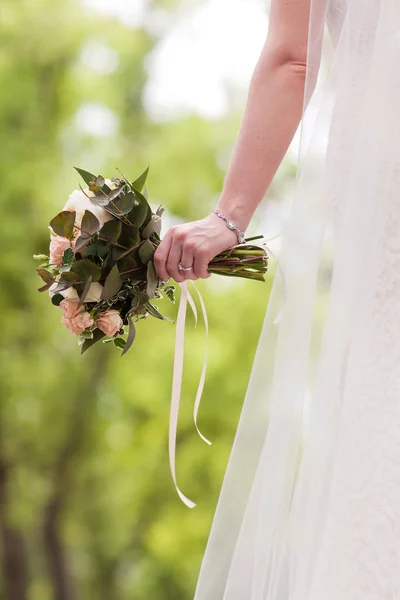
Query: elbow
254 41 319 86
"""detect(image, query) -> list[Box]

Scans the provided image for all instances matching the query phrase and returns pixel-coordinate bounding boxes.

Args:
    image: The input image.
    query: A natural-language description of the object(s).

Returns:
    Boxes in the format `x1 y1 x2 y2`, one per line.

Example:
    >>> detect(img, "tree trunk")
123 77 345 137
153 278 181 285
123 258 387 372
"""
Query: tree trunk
0 461 29 600
42 351 108 600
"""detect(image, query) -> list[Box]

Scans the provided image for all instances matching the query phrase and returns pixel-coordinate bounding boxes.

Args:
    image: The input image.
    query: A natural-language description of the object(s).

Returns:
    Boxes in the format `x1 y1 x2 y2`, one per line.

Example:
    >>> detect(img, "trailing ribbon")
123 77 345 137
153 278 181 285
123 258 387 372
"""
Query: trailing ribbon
169 279 210 509
168 235 286 509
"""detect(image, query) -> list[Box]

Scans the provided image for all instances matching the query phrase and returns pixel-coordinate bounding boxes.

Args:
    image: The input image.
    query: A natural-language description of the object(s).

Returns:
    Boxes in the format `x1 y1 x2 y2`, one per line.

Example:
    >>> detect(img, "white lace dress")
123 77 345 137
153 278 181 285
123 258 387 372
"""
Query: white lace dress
305 1 400 598
193 2 400 598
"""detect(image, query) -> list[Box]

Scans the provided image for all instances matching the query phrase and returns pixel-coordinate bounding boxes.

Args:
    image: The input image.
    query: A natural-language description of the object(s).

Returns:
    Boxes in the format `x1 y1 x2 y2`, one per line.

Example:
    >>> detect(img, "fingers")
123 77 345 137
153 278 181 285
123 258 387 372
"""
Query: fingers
154 231 173 281
166 231 185 283
180 242 199 281
155 224 212 284
193 246 211 279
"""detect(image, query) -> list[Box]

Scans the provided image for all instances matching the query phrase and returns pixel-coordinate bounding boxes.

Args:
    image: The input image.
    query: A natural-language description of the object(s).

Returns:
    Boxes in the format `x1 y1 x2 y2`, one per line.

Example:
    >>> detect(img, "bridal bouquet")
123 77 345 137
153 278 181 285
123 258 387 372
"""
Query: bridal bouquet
35 167 269 355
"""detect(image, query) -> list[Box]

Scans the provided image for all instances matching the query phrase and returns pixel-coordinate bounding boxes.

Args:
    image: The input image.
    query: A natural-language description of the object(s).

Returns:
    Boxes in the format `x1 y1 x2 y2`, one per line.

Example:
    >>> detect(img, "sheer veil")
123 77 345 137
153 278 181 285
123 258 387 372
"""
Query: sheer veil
194 0 400 598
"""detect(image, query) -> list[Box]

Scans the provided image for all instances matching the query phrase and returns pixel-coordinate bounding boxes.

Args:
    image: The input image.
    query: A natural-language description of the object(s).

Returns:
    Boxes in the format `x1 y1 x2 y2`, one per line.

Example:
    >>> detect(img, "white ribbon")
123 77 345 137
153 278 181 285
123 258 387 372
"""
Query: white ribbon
169 279 210 509
168 236 286 509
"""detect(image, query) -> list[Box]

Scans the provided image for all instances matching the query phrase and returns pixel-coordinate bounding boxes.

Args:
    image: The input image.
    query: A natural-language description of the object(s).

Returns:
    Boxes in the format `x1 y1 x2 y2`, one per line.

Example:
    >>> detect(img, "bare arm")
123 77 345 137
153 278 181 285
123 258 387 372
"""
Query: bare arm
154 0 319 283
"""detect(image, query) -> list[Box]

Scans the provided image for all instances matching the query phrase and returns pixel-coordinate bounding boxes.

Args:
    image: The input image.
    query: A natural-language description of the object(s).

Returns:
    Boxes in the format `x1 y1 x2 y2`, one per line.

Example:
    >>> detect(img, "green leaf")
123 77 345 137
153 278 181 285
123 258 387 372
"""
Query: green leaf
81 328 106 355
139 239 155 265
33 254 49 261
50 272 77 294
107 192 136 217
146 261 158 298
50 211 76 239
131 166 149 192
86 191 109 207
62 247 74 266
99 220 122 243
118 255 142 280
72 259 102 282
164 285 176 303
101 264 122 300
75 168 111 197
108 186 124 202
59 271 79 284
145 301 174 322
51 293 64 306
79 275 93 306
81 242 100 258
114 337 126 350
74 235 90 253
121 317 136 356
119 223 140 247
74 167 96 187
37 268 54 285
81 210 100 236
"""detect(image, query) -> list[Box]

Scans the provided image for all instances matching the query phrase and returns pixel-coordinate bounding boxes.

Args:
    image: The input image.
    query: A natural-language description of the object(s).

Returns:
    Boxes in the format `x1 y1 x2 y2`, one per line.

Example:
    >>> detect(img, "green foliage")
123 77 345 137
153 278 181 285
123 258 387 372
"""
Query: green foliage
0 1 280 599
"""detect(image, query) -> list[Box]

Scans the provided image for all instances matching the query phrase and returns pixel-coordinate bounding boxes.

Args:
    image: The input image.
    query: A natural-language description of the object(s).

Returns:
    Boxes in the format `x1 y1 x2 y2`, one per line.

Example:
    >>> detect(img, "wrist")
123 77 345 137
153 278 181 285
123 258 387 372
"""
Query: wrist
211 208 246 245
215 196 252 231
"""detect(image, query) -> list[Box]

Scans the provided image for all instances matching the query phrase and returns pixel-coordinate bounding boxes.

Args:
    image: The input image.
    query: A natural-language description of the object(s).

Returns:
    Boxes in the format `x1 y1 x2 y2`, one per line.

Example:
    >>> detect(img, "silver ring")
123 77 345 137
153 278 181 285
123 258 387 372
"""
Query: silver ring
178 262 193 272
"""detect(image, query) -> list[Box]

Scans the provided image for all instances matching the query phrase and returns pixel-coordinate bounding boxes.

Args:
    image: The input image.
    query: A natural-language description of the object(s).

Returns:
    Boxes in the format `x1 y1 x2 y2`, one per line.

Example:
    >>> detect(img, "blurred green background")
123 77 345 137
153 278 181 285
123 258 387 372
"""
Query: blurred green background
0 0 297 598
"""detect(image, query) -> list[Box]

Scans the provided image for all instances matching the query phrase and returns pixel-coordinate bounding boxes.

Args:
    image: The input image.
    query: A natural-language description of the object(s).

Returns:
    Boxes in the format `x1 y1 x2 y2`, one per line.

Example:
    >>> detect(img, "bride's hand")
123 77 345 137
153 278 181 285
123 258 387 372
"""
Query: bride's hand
154 212 238 283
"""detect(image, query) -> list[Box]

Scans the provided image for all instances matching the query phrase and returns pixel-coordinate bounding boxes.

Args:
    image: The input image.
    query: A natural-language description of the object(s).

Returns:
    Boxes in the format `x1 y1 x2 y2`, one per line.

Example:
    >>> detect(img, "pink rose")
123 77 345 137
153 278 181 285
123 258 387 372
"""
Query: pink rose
60 298 81 319
49 236 74 266
95 310 123 337
60 299 94 336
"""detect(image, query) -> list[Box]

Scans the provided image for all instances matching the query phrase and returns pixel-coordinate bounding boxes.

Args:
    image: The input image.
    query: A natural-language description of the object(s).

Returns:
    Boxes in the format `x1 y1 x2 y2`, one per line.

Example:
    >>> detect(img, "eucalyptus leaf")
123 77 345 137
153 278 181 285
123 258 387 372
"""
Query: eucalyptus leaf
101 264 122 300
74 235 90 253
99 220 122 242
81 242 100 258
119 224 140 247
144 301 174 322
50 211 76 239
87 193 109 208
128 201 148 229
72 259 101 282
75 168 112 195
79 275 93 306
59 271 79 284
139 239 155 265
37 268 55 285
131 166 149 192
81 210 100 236
121 317 136 356
108 192 136 217
81 328 106 355
116 244 139 261
146 261 158 298
108 186 124 202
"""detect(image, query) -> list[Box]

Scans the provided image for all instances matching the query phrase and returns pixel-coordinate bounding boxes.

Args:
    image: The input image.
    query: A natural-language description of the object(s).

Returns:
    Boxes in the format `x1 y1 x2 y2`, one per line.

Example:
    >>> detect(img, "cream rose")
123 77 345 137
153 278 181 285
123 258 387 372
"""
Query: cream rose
84 282 104 303
96 310 123 337
63 189 114 231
